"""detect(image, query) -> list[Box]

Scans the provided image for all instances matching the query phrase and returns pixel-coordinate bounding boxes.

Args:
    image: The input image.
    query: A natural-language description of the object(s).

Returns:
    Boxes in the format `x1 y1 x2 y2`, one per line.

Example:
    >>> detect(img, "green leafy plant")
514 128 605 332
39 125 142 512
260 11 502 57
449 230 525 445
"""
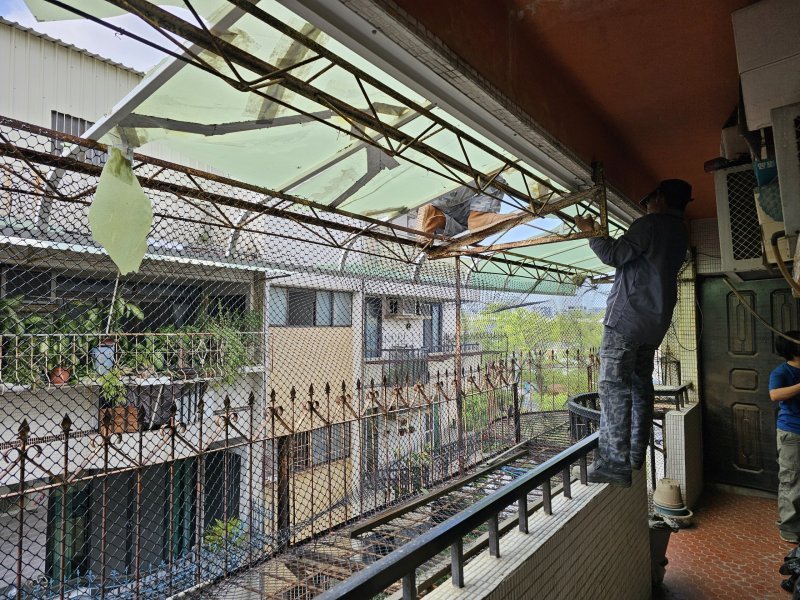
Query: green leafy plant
125 335 168 377
200 307 262 385
202 517 245 550
0 296 24 335
0 310 50 387
208 315 249 385
97 367 128 406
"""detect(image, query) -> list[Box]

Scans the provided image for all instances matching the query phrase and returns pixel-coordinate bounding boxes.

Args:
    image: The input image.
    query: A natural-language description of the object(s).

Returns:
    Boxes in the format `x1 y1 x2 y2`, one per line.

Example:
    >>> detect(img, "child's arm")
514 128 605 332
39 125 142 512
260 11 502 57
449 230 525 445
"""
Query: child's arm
770 382 800 402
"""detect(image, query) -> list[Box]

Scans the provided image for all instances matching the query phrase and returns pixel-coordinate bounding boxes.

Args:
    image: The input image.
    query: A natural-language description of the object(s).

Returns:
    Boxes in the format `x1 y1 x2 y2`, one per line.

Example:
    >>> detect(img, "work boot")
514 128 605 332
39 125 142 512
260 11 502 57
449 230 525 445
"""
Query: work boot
466 210 522 232
416 204 446 237
586 461 632 488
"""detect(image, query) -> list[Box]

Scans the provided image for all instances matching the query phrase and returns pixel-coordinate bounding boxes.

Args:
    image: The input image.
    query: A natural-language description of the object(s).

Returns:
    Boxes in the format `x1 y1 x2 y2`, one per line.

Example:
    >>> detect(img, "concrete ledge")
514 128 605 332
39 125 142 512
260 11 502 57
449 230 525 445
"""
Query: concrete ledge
424 469 650 600
665 403 703 509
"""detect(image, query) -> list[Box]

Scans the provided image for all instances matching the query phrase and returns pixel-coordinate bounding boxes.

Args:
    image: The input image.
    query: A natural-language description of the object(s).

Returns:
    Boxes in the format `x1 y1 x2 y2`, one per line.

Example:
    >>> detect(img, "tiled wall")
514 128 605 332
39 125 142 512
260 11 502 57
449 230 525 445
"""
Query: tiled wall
424 470 651 600
665 403 704 509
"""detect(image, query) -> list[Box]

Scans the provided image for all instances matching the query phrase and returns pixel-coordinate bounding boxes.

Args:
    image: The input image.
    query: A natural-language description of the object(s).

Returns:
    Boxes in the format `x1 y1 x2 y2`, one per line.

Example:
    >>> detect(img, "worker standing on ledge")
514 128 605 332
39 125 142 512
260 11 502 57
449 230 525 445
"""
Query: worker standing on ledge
574 179 691 487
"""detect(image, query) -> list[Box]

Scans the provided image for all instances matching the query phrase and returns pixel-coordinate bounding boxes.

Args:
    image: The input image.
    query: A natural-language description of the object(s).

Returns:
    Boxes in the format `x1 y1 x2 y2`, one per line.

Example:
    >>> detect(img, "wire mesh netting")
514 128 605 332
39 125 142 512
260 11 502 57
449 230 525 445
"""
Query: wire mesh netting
0 118 697 599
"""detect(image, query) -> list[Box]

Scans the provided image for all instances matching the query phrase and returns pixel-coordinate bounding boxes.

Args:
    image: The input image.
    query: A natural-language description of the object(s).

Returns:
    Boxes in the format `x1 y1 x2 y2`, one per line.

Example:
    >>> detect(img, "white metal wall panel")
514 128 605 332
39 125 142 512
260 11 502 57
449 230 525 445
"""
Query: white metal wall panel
0 19 142 128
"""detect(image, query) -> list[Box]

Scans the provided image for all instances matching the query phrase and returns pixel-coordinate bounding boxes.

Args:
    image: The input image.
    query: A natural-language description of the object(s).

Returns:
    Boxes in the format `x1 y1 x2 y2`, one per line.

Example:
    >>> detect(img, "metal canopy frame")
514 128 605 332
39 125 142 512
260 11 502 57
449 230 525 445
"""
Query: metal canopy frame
0 117 607 293
38 0 616 259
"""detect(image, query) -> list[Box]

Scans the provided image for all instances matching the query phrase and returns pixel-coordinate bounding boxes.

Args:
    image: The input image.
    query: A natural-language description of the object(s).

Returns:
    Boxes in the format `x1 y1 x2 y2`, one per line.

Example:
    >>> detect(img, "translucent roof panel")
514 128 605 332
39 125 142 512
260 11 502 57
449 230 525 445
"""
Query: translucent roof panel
44 1 578 217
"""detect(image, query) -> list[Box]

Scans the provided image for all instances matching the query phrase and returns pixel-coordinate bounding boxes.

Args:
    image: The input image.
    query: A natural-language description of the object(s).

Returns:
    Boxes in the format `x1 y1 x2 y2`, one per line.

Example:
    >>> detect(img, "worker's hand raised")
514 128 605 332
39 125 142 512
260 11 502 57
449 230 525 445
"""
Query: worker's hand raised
574 215 596 233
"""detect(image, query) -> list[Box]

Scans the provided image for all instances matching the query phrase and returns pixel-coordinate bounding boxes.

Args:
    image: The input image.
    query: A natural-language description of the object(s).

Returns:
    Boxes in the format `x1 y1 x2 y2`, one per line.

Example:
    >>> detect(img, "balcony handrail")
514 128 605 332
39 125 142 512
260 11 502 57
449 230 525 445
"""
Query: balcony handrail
566 391 601 422
567 384 690 421
317 431 599 600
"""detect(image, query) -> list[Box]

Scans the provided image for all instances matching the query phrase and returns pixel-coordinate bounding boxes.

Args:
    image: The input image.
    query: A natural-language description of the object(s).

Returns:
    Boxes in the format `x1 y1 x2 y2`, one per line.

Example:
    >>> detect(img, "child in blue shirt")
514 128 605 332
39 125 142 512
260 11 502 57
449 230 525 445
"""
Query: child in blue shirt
771 331 800 543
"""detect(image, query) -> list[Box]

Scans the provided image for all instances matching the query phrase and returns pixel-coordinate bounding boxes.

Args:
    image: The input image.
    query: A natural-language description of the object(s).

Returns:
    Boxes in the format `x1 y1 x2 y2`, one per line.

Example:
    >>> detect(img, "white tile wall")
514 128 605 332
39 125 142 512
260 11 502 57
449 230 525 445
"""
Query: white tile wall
424 470 651 600
665 403 704 509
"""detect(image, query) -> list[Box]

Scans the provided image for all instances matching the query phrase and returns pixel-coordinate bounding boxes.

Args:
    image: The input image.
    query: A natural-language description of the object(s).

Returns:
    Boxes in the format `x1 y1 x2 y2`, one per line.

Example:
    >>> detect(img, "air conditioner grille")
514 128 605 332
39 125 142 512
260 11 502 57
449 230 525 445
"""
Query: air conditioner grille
727 169 761 261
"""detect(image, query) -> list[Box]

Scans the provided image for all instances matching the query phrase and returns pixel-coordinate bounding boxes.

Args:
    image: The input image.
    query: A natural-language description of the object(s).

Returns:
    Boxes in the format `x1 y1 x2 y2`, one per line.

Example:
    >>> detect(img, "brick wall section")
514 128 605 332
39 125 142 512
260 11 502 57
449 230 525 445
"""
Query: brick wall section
424 469 650 600
665 403 704 509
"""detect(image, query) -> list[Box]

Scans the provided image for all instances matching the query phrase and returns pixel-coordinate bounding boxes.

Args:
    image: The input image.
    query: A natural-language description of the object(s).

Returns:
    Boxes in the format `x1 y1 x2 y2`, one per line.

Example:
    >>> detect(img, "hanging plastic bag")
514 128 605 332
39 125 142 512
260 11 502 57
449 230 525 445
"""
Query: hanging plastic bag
89 147 153 275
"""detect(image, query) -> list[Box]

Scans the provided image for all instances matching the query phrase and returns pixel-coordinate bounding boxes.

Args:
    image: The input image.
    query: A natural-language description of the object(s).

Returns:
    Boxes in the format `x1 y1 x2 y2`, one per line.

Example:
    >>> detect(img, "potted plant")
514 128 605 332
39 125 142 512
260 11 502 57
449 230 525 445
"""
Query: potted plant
202 516 245 551
45 335 72 385
86 294 144 375
42 312 81 386
97 367 138 434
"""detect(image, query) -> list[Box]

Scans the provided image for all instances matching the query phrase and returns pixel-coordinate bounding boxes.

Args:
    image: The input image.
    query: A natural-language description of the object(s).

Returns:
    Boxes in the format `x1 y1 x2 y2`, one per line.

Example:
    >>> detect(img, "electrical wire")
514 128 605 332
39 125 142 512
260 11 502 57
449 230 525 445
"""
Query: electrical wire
722 277 800 344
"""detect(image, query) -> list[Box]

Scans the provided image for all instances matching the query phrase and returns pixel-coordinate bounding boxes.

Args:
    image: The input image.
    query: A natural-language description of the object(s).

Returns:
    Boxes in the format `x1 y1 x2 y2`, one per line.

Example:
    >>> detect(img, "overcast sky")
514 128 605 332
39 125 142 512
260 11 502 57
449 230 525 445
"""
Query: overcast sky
0 0 171 71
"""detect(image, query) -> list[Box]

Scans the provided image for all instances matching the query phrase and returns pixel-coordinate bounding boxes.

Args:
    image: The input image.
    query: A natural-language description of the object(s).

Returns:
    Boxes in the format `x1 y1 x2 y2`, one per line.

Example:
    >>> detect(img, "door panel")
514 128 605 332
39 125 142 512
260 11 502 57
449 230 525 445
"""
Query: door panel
700 277 797 492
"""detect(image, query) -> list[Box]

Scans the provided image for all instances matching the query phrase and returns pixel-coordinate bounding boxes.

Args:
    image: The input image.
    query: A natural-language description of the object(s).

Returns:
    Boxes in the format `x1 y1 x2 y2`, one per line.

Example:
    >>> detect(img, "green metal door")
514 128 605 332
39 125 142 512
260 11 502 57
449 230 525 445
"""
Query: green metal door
700 276 799 492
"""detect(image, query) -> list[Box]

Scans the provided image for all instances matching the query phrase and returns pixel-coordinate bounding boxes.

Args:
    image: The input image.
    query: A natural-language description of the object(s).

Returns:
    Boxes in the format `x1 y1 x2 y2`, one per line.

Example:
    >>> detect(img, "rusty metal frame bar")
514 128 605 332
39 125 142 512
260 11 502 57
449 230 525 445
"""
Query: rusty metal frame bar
426 185 608 259
0 117 601 289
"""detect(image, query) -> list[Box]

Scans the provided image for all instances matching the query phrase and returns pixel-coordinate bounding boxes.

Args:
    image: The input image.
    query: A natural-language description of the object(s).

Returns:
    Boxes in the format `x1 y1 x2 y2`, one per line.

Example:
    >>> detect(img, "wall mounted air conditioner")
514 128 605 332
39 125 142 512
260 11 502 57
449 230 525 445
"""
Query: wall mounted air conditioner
715 160 793 274
384 297 430 319
715 163 763 273
773 102 800 247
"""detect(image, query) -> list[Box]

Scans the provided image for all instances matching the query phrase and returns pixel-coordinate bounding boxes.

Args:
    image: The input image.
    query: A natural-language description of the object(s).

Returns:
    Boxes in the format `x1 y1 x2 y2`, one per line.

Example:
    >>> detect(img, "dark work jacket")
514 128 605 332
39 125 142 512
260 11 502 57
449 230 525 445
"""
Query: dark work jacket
589 210 688 346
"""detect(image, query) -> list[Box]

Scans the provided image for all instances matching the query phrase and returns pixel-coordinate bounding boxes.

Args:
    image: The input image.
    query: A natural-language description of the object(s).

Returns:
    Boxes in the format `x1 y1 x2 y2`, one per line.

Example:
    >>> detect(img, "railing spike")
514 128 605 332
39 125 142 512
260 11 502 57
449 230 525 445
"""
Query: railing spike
18 419 29 440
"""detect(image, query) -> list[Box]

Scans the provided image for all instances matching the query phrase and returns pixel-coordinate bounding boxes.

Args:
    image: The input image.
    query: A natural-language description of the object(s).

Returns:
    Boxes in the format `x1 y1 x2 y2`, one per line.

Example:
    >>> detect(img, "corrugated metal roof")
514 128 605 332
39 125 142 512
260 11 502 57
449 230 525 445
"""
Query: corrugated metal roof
0 16 145 76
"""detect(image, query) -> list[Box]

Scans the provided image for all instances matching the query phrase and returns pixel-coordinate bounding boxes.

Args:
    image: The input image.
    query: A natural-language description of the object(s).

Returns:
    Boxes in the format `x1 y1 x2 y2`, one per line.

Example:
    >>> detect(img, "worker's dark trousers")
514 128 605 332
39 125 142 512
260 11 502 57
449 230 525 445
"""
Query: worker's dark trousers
597 327 657 473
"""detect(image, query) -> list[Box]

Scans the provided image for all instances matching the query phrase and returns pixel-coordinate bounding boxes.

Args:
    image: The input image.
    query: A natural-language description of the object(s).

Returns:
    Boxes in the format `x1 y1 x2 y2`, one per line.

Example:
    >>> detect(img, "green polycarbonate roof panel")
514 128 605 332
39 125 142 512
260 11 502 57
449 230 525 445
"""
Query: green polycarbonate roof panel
22 0 625 291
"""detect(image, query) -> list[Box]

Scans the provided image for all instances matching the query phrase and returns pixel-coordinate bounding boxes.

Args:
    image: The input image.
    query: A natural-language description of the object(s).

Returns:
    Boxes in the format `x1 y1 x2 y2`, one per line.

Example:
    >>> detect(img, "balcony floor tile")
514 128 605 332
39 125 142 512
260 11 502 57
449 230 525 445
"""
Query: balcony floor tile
654 490 787 599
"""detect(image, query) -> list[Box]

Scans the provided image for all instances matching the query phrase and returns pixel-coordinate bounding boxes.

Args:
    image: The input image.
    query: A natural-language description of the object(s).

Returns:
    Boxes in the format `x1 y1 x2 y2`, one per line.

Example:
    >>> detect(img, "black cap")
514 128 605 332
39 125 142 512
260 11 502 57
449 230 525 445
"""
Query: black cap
639 179 693 208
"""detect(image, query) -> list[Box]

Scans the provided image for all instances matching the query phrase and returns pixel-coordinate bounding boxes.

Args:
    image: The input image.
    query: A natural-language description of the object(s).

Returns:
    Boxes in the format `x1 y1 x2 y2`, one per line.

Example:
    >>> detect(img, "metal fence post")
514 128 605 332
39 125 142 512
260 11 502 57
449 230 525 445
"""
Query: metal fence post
454 257 464 476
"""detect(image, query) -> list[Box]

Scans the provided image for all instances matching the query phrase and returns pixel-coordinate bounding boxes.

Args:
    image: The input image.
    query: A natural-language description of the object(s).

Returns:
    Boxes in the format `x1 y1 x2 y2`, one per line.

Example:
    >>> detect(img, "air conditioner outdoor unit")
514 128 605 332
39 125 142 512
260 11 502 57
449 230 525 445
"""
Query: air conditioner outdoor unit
714 163 791 274
715 163 762 273
715 101 800 276
384 297 430 319
774 102 800 249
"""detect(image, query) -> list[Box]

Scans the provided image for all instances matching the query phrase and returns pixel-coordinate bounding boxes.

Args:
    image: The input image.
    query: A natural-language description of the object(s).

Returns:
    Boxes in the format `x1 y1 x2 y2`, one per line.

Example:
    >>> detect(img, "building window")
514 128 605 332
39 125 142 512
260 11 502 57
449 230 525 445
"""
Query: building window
204 451 242 529
292 424 351 471
167 459 196 558
332 292 352 326
312 423 351 466
51 111 106 165
288 289 315 326
47 482 90 582
268 287 288 325
423 303 443 352
268 287 352 327
291 431 311 472
364 297 382 358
